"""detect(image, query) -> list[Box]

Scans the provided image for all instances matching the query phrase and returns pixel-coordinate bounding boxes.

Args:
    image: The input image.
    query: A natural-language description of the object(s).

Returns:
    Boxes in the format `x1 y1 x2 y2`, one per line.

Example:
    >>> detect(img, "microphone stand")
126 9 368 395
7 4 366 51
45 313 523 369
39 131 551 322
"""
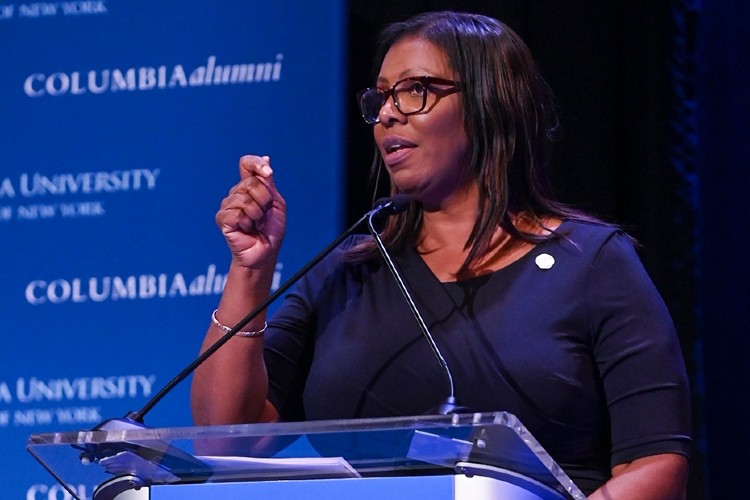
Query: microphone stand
366 211 469 415
40 195 446 499
128 196 407 424
66 196 413 500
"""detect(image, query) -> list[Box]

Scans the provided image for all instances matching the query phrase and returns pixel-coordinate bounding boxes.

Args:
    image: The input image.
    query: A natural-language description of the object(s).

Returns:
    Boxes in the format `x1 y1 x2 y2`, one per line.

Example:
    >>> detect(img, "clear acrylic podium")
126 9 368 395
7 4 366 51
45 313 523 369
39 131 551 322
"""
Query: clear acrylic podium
27 411 586 500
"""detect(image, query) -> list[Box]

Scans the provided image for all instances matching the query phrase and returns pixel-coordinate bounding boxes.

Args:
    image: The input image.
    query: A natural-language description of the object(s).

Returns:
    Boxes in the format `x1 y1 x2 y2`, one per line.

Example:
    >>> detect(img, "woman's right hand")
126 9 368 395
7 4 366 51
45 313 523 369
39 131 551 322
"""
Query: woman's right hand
216 155 286 269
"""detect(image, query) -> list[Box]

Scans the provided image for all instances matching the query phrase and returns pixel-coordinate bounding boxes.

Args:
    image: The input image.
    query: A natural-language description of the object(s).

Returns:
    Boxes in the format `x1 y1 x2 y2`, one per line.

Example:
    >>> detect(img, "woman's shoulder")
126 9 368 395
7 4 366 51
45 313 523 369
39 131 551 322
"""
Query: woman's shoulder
552 218 635 258
558 218 627 241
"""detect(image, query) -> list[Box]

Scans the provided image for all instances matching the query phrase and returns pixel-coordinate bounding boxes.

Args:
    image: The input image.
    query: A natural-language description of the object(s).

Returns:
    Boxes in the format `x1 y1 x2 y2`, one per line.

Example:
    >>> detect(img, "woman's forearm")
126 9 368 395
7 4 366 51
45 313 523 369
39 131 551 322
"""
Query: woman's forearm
190 261 276 425
588 453 689 500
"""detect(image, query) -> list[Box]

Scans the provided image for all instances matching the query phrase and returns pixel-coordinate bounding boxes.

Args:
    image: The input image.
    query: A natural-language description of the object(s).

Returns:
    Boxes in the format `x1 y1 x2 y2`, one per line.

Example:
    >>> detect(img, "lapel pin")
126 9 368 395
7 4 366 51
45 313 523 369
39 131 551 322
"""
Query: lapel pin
535 253 555 270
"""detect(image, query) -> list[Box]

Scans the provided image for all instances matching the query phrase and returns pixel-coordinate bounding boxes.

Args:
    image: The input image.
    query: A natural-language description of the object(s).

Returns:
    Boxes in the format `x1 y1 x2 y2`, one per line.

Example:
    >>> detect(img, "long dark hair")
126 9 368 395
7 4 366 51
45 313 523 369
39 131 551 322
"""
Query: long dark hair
351 11 597 275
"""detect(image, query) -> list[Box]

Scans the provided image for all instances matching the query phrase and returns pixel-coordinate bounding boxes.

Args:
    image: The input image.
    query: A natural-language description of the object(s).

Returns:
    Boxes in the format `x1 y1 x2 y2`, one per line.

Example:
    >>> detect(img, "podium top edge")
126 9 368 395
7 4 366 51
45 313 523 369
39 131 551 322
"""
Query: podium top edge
27 411 520 445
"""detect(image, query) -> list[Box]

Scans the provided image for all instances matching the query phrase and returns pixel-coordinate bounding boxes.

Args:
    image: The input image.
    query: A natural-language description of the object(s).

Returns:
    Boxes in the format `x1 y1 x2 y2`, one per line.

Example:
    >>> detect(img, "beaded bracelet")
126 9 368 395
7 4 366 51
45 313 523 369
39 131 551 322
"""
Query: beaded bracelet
211 309 267 337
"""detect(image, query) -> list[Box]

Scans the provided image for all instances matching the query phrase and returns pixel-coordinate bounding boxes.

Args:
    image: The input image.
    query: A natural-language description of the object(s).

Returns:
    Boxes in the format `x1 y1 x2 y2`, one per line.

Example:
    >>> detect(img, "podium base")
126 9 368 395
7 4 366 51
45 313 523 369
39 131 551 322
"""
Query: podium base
94 475 148 500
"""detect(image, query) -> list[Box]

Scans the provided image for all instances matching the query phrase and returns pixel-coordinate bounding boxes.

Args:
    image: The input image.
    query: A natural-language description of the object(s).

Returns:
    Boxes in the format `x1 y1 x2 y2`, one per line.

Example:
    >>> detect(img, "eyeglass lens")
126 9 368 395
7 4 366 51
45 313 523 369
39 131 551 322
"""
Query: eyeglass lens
359 80 428 124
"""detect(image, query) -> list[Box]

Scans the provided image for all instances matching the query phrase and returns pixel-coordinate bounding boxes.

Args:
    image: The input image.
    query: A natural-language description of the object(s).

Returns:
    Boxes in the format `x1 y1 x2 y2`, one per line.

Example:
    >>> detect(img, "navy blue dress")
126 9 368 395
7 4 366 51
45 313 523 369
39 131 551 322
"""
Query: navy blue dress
263 220 692 494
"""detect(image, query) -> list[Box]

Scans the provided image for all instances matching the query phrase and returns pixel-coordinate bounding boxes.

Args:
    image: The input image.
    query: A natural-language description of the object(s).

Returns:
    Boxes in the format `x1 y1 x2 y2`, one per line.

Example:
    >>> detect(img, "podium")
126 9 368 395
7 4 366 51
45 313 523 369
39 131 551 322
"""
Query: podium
27 411 586 500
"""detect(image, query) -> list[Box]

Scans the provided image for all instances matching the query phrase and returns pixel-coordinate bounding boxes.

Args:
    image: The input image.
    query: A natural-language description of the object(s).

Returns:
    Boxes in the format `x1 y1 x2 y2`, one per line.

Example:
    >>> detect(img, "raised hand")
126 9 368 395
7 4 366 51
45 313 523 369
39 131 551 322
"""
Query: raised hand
216 155 286 268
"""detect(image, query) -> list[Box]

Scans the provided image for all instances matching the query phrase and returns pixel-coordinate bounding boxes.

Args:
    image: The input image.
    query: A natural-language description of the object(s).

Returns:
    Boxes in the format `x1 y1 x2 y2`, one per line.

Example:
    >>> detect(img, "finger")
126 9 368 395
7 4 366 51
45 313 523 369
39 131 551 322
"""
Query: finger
216 197 248 230
217 203 262 237
220 182 272 230
243 176 275 210
239 155 273 180
235 210 258 234
226 181 274 225
220 187 255 212
221 177 271 214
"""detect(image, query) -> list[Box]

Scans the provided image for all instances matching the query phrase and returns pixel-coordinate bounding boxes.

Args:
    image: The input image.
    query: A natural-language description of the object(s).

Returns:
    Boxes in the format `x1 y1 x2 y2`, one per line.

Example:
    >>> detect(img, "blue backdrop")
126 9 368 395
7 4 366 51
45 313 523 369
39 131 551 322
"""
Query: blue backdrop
0 1 345 498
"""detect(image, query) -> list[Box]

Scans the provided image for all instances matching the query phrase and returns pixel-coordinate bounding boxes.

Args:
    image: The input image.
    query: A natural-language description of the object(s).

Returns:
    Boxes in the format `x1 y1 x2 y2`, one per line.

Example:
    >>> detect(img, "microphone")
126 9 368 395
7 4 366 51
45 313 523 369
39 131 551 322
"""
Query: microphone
365 200 470 415
81 197 409 433
130 195 411 424
69 197 412 500
373 193 412 214
368 194 412 232
47 197 429 500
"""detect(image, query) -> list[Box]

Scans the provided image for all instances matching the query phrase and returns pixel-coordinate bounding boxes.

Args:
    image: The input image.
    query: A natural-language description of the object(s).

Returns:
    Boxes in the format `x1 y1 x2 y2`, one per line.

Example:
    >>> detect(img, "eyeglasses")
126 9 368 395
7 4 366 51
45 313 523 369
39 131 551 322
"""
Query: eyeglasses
357 76 461 125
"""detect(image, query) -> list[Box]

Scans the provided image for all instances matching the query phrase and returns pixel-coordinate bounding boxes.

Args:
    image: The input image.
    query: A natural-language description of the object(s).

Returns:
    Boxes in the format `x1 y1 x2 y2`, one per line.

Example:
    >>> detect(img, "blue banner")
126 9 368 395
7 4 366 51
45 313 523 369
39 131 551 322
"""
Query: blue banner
0 1 345 497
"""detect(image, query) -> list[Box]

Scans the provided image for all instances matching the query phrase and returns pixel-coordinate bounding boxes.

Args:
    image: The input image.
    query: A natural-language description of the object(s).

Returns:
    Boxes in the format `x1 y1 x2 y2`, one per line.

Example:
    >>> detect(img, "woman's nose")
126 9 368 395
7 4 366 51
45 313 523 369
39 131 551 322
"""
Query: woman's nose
378 93 406 126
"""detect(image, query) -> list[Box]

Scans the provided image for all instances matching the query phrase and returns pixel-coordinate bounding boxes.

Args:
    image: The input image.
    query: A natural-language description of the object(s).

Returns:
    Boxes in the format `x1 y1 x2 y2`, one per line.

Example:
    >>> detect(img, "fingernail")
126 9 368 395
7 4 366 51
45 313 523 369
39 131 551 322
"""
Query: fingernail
261 165 273 176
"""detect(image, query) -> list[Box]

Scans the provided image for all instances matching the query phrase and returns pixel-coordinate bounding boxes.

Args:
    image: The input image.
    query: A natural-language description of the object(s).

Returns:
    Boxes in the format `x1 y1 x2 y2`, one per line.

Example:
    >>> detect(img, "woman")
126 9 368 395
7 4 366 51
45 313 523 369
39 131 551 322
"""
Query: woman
191 11 691 498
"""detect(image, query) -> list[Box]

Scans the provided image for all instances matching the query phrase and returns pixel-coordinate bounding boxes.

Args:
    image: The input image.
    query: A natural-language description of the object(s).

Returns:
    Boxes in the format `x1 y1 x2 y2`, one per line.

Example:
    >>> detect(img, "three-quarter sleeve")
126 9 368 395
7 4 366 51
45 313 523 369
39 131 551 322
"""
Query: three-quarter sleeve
586 232 692 467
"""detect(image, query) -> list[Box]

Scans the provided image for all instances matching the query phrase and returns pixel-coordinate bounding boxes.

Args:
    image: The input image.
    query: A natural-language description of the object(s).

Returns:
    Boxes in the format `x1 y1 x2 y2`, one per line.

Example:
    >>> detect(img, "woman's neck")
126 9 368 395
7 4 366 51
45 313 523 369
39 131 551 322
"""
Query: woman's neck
418 182 480 250
416 186 558 282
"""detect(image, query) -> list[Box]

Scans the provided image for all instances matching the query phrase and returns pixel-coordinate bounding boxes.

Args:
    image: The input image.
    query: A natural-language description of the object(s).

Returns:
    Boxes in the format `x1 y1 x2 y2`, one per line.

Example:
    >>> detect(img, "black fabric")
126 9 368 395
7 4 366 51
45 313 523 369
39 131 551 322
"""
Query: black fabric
263 220 692 494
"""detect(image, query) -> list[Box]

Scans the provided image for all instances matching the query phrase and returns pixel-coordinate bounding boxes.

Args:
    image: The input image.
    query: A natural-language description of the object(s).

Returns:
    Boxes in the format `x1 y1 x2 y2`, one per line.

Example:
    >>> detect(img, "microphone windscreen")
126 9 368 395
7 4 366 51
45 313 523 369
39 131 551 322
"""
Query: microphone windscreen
373 194 411 215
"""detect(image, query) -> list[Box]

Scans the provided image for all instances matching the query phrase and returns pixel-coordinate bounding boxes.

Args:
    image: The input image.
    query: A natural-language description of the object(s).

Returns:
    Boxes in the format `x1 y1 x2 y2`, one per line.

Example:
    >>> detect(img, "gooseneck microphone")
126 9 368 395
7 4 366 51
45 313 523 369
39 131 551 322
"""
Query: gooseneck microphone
59 195 456 500
366 198 468 415
129 195 411 425
51 197 414 500
65 196 415 499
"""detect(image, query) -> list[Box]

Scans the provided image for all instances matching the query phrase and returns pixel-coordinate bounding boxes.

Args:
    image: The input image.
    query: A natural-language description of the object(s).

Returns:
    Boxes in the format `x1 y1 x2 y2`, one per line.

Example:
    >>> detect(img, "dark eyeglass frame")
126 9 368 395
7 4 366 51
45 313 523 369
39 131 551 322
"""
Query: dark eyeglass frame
357 76 461 125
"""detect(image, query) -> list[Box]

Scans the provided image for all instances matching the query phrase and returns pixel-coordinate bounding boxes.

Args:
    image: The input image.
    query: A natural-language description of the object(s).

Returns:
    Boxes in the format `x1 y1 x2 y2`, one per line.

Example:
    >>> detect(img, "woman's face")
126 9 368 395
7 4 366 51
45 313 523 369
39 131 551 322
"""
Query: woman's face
373 37 472 209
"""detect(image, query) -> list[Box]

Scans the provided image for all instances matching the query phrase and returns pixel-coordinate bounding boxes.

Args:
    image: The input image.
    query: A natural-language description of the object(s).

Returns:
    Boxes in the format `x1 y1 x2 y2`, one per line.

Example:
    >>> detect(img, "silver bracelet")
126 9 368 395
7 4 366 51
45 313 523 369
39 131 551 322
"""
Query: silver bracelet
211 309 267 337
